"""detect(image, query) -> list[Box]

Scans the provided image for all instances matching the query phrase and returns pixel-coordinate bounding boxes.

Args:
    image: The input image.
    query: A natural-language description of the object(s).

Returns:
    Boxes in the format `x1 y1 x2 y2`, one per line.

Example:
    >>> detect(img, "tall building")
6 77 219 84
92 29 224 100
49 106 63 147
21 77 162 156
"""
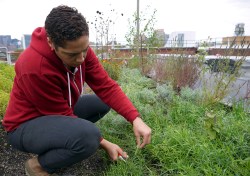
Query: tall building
11 39 21 48
0 35 11 46
21 34 31 49
0 35 21 51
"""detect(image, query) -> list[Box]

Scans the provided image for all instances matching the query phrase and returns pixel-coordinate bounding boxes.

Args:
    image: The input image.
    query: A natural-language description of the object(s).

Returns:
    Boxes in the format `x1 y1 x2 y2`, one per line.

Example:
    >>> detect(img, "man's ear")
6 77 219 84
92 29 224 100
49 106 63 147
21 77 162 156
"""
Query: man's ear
47 37 55 51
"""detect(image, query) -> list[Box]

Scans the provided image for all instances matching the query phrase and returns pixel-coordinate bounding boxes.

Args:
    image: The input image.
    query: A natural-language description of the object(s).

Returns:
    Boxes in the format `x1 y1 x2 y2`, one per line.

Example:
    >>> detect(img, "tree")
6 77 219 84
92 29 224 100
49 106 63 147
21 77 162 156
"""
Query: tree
88 7 123 59
125 6 160 53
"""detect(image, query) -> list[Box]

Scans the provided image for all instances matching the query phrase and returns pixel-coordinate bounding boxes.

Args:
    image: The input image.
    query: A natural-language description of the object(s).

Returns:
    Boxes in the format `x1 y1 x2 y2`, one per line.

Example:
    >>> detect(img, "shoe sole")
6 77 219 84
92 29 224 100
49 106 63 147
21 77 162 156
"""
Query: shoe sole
25 160 31 176
25 167 31 176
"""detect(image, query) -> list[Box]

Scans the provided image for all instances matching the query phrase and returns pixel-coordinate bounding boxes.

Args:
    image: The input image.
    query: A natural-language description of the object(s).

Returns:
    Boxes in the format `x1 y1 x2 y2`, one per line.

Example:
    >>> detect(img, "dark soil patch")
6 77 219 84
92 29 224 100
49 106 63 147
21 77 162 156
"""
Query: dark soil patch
0 124 106 176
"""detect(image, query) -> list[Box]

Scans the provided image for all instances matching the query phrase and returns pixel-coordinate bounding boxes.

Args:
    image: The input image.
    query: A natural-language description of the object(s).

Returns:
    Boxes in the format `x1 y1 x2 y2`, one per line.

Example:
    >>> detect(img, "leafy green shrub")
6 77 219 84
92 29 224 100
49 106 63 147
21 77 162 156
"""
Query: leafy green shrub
0 63 14 118
119 68 155 90
152 55 203 92
127 57 140 69
100 59 122 81
0 64 15 80
0 90 9 118
137 88 156 105
180 86 202 102
156 83 175 103
199 50 246 106
0 74 14 93
95 67 249 176
0 63 14 93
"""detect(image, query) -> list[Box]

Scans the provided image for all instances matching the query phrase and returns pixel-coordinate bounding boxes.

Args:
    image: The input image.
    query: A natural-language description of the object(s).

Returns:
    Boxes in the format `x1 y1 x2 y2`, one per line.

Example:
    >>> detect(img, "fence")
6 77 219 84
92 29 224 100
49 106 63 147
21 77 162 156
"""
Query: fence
0 47 21 65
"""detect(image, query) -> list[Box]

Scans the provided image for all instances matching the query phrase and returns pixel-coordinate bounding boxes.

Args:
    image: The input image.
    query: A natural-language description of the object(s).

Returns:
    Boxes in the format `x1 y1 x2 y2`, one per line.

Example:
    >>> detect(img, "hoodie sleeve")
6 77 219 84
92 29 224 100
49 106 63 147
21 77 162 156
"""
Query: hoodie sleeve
18 73 74 116
84 48 140 123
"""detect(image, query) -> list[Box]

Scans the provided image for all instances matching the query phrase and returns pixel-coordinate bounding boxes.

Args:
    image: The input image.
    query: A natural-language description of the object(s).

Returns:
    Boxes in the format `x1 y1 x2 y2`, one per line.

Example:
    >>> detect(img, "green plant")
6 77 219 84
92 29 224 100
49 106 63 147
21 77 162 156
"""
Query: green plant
137 88 156 105
125 5 161 75
156 83 176 103
95 67 249 175
152 54 203 92
1 62 249 175
0 90 9 118
0 63 14 118
127 57 140 69
203 111 221 140
0 63 15 80
199 41 248 106
100 59 122 80
180 86 202 103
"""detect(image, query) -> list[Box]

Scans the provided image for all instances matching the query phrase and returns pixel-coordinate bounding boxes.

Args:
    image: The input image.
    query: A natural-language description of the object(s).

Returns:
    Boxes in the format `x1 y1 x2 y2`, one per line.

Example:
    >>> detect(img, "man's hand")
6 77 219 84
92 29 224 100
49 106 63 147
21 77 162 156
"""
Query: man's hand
100 138 128 161
132 117 151 148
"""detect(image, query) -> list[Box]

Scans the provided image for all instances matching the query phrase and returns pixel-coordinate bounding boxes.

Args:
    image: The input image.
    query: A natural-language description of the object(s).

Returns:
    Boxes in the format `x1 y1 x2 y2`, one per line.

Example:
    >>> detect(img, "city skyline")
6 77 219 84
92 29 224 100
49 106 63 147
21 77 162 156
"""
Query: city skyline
0 0 249 42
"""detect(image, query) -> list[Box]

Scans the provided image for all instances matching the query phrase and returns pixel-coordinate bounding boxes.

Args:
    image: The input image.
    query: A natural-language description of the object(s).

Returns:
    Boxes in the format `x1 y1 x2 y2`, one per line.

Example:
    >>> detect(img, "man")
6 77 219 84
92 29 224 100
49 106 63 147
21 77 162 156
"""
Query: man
2 5 151 175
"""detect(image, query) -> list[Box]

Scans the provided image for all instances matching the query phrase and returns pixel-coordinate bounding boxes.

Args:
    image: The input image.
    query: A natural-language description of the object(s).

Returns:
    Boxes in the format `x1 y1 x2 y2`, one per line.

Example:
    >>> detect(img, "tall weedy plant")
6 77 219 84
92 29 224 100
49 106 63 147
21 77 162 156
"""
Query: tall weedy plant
199 39 249 106
151 49 203 93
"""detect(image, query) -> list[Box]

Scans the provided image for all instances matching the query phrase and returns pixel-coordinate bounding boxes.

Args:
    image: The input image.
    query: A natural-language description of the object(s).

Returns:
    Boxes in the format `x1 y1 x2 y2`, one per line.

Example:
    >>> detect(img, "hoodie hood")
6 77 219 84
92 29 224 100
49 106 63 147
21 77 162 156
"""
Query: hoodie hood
30 27 57 61
30 27 67 72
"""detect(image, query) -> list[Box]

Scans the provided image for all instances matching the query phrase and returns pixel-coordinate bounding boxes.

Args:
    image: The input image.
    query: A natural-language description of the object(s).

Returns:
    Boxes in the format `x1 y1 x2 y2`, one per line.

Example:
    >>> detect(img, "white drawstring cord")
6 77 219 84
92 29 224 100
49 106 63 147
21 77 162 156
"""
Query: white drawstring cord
80 65 83 94
67 72 72 108
67 65 83 108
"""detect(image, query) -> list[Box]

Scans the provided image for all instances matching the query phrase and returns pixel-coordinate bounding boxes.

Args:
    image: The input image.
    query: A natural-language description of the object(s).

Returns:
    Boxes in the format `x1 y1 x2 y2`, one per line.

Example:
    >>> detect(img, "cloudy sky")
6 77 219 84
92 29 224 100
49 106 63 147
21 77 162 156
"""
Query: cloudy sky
0 0 249 42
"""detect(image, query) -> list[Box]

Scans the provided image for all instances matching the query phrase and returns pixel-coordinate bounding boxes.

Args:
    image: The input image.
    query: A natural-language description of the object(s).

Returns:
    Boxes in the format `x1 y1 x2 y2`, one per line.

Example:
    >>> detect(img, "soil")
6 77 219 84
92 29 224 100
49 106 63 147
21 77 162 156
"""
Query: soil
0 124 106 176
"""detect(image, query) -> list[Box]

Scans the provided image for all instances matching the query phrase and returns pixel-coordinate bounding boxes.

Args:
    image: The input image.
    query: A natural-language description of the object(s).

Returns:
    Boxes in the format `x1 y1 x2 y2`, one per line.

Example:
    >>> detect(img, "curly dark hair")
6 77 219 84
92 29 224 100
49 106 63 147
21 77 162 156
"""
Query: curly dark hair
45 5 89 48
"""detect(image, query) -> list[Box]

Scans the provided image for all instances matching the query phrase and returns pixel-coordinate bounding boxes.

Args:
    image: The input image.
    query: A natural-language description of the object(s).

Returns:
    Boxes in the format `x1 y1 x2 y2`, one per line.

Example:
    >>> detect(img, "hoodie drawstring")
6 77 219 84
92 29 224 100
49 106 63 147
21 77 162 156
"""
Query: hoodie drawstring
67 72 72 108
80 65 83 94
67 65 83 108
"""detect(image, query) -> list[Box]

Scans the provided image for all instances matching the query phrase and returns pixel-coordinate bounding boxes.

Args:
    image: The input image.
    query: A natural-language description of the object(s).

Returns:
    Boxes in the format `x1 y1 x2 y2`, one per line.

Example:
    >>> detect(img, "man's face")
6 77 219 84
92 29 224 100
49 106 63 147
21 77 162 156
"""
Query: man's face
48 35 89 69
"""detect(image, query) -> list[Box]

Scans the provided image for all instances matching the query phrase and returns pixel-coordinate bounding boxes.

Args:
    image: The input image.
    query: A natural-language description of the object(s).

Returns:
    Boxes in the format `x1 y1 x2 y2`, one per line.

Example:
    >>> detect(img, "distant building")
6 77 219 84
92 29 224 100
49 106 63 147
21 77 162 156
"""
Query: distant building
0 35 11 46
0 35 21 51
21 34 31 49
165 31 196 47
11 39 21 49
222 36 250 46
154 29 167 46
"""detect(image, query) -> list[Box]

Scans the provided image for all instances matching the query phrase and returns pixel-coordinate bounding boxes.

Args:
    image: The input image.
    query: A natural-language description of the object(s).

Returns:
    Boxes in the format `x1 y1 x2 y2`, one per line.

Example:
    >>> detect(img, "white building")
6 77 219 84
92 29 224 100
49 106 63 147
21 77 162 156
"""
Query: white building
21 34 31 49
164 31 196 47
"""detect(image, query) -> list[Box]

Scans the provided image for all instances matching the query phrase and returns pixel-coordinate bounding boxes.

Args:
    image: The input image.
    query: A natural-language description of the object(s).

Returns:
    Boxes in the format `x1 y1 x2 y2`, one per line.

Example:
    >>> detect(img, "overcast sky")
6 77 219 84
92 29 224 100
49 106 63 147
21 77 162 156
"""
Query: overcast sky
0 0 249 42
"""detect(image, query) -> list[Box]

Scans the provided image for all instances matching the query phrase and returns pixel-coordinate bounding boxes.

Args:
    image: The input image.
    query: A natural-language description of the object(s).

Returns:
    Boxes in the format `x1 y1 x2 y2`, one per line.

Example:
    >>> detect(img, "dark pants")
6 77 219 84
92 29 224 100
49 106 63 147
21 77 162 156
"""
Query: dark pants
7 94 110 173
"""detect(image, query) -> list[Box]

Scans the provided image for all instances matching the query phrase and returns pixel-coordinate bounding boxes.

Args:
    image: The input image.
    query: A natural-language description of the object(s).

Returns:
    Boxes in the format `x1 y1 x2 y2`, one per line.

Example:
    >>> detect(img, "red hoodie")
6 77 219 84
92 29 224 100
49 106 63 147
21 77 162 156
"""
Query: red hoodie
2 27 139 132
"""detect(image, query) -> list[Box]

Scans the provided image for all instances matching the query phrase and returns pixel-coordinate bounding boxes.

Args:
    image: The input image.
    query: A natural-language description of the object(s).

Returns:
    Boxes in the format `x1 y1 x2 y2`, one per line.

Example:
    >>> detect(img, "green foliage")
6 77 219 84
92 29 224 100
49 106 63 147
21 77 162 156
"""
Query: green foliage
0 63 14 118
200 49 247 106
203 111 221 140
164 56 202 91
0 90 9 118
167 97 204 126
180 86 202 103
96 67 249 176
100 59 122 81
150 55 203 93
125 5 162 77
0 63 15 80
0 63 249 175
137 88 156 105
125 6 159 48
0 74 13 93
156 83 175 103
127 57 140 69
118 68 155 91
